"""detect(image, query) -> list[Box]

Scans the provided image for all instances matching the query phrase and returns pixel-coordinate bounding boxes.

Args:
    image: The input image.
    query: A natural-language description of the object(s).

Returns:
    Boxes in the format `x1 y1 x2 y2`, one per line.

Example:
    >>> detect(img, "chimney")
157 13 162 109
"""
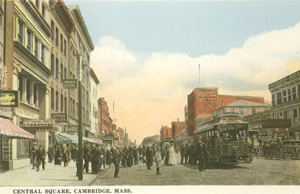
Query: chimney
177 118 179 122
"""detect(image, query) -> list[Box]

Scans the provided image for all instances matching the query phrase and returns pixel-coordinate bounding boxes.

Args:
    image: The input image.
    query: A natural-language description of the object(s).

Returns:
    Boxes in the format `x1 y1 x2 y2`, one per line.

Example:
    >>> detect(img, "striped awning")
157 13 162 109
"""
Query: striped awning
0 118 35 139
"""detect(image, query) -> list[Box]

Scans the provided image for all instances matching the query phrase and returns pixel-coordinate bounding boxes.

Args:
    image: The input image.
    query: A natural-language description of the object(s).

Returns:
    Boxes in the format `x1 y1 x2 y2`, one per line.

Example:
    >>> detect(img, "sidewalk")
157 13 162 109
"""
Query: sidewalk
1 161 109 187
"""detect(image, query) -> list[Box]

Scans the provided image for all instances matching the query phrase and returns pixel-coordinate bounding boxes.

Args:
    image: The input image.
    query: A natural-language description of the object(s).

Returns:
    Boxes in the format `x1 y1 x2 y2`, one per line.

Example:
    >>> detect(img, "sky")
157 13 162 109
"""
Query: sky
65 0 300 144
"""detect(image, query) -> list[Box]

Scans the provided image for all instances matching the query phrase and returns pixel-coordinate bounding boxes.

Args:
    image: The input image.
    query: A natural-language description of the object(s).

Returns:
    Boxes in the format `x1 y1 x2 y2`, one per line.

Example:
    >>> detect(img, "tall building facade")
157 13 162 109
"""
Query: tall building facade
68 5 94 137
90 68 99 137
171 119 185 138
188 87 265 136
269 70 300 140
98 98 110 136
160 125 172 140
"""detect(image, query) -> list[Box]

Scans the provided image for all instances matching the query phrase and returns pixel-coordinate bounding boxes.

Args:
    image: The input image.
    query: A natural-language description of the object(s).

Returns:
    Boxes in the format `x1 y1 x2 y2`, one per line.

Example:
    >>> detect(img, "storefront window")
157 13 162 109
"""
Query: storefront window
292 87 296 100
277 92 282 104
17 139 29 159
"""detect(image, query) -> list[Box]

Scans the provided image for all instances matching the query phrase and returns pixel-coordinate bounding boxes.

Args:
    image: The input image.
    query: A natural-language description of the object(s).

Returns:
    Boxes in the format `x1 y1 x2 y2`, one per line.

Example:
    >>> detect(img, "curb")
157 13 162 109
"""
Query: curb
88 165 112 186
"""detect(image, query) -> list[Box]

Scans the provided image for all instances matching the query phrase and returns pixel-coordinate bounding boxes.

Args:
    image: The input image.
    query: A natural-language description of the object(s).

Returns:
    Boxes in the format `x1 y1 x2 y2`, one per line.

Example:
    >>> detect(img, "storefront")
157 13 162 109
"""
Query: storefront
0 118 35 171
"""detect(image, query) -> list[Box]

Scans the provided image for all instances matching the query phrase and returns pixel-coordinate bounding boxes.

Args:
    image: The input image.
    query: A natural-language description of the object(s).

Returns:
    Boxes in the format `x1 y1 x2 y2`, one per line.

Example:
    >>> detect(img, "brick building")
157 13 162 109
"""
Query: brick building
98 98 110 136
160 125 172 140
171 119 185 138
187 87 265 136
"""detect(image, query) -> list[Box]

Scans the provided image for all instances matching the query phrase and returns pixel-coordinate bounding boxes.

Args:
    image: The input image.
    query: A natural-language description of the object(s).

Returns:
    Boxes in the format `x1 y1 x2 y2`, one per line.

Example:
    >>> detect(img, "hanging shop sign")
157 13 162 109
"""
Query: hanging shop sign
51 113 67 122
64 125 78 132
63 79 78 89
0 90 19 107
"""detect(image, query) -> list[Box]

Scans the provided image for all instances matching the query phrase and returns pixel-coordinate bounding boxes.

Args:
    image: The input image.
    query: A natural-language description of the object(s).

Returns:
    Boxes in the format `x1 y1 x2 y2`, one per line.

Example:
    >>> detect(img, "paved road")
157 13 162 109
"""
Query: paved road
91 155 300 185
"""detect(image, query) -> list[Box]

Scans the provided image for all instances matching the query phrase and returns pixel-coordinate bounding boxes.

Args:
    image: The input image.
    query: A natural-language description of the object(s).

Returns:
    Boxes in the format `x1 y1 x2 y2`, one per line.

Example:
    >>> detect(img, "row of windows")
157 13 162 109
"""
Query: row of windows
51 54 67 81
273 108 300 123
50 88 67 113
272 85 300 106
18 19 45 64
50 20 67 56
35 0 46 18
18 76 38 108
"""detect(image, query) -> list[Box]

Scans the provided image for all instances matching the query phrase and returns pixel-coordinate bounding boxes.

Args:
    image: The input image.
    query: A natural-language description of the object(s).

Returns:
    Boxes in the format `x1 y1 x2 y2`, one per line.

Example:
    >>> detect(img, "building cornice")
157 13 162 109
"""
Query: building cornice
50 0 75 35
20 0 52 37
69 6 94 50
269 70 300 89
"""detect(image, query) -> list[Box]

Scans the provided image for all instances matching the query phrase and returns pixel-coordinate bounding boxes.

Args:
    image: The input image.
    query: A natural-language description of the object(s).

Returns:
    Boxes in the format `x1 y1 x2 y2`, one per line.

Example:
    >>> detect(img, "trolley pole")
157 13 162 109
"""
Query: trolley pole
78 80 83 180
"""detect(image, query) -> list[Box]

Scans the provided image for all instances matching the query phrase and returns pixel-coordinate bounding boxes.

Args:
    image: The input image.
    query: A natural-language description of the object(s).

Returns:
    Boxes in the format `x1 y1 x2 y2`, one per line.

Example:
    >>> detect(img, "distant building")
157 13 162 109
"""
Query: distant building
160 125 172 140
141 135 160 146
171 119 185 138
98 98 110 136
187 87 265 137
269 70 300 140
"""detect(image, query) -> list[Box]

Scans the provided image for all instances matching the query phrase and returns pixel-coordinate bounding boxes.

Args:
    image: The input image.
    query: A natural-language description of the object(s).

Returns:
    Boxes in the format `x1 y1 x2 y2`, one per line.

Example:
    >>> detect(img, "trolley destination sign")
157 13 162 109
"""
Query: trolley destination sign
0 90 19 107
64 125 78 132
63 79 78 89
51 113 67 122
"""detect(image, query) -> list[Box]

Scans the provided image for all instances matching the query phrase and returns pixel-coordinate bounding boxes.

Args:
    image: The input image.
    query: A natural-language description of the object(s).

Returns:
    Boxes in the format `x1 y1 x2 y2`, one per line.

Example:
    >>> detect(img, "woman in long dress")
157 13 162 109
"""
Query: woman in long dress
168 144 177 165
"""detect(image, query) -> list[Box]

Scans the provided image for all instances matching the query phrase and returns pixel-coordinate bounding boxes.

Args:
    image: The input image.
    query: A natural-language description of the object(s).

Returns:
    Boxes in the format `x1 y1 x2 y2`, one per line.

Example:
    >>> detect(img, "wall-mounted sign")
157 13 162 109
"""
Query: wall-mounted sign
0 90 19 107
63 79 77 89
51 113 67 122
262 119 291 128
199 90 217 102
64 125 78 132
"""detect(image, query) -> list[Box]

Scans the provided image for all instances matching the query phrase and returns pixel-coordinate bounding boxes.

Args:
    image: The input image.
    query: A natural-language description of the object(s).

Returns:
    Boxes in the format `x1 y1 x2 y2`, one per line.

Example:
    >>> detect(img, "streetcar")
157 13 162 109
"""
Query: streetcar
194 113 251 165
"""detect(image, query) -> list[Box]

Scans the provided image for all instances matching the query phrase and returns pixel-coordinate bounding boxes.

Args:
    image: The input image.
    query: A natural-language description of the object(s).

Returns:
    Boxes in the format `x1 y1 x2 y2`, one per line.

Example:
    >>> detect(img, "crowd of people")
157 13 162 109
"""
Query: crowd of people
30 141 211 177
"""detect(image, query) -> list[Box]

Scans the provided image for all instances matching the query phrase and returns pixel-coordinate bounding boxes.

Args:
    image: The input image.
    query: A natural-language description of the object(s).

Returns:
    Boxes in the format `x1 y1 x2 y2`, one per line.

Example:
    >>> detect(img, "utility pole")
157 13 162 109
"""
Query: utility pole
199 63 200 87
78 80 83 180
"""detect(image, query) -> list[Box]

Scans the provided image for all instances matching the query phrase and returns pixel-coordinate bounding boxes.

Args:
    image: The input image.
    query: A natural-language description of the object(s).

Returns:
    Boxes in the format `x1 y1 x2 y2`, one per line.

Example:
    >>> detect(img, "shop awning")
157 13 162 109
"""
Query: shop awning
0 118 35 139
55 132 102 145
55 133 72 145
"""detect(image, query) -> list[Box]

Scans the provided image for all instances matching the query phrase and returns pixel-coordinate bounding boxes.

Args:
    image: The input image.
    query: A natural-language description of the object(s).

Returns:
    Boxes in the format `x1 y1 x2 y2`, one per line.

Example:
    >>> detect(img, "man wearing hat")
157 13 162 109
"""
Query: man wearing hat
31 142 38 169
112 147 120 178
36 145 46 171
146 145 154 170
197 141 204 172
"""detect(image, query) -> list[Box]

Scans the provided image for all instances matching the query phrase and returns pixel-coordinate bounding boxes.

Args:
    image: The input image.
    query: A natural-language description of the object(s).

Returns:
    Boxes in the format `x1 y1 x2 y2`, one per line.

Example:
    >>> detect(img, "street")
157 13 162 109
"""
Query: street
91 154 300 185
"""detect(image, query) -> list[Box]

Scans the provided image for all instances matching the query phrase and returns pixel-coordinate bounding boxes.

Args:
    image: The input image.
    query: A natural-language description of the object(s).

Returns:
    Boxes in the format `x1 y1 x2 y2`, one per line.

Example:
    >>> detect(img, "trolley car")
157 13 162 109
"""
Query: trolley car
195 113 251 165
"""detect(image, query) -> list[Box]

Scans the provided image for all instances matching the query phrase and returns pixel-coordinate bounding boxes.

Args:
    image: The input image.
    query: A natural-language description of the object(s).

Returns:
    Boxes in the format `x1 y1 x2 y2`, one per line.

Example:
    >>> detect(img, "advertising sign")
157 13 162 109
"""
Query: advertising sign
0 90 19 107
64 125 78 132
63 79 78 89
51 113 67 122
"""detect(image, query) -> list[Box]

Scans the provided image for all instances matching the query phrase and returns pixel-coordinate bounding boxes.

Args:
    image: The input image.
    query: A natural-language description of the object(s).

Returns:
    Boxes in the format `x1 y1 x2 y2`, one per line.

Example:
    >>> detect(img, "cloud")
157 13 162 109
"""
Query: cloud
90 22 300 144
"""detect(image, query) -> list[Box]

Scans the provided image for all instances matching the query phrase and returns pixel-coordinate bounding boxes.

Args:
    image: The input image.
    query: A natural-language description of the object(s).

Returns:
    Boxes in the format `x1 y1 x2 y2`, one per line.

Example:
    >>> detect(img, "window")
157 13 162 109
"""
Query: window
64 67 67 79
34 84 38 107
36 0 40 9
231 108 234 113
283 90 287 103
292 87 296 100
64 39 67 56
60 64 63 81
272 94 275 106
60 34 63 52
239 108 243 115
51 20 54 41
18 19 23 43
51 54 54 74
56 58 59 79
26 80 30 104
252 108 256 115
41 44 45 64
65 97 67 114
56 91 59 111
27 30 32 51
17 139 29 159
277 92 282 105
51 88 54 110
288 89 291 101
55 27 58 47
298 85 300 99
42 4 46 17
19 76 23 101
294 109 298 122
284 111 288 119
60 94 63 112
34 37 39 58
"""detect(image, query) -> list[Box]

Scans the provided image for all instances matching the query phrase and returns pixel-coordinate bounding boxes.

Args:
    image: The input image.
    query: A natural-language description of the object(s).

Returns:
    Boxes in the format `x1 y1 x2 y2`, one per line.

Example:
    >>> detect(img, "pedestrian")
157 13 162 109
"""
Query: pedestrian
128 147 133 167
168 143 176 165
83 144 91 173
197 141 204 172
154 147 162 175
146 145 154 170
180 144 185 164
36 145 46 171
164 145 170 165
55 146 62 165
91 144 101 174
100 144 107 171
133 146 139 165
62 144 70 167
203 142 211 169
112 147 120 178
184 143 188 164
31 142 38 169
48 144 54 163
106 147 112 166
